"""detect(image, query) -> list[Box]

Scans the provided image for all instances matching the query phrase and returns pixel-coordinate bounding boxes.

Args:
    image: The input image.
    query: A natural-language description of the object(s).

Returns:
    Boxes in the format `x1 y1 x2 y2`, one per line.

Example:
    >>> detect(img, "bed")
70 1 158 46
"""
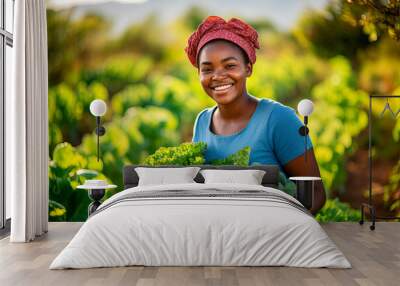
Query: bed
50 165 351 269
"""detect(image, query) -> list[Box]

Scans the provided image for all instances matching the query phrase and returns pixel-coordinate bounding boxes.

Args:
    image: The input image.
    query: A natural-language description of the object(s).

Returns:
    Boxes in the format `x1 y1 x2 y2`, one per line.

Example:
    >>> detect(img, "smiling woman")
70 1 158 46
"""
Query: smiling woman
185 16 326 214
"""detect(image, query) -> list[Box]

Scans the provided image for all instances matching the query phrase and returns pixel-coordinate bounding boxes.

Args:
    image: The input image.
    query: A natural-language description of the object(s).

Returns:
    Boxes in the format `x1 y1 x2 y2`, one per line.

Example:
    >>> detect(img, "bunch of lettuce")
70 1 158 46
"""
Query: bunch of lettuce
210 146 250 166
144 142 251 166
144 142 207 166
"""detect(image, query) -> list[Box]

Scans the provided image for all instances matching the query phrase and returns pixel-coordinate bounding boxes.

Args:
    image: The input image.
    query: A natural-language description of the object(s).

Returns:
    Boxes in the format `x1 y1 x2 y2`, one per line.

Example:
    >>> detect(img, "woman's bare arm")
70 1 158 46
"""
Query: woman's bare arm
282 148 326 215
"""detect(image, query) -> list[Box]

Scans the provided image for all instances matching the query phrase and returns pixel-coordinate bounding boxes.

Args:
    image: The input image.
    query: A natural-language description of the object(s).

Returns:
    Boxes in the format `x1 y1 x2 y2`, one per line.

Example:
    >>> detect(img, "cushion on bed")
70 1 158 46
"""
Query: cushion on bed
135 167 200 186
124 165 280 189
200 169 266 185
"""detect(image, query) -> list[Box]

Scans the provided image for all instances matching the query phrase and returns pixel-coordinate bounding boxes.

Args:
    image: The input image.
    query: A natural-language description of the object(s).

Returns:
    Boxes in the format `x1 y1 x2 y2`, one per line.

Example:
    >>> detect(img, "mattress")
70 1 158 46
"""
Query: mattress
50 183 351 269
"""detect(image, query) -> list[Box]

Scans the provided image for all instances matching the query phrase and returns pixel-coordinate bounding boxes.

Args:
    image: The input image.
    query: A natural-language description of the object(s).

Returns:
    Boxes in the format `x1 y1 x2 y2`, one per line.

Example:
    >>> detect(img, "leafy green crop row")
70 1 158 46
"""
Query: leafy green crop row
49 141 360 222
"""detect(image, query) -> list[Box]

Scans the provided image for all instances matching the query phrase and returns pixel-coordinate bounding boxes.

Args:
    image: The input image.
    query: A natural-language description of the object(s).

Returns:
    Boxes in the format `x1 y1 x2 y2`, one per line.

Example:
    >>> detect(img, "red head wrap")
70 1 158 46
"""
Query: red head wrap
185 16 260 68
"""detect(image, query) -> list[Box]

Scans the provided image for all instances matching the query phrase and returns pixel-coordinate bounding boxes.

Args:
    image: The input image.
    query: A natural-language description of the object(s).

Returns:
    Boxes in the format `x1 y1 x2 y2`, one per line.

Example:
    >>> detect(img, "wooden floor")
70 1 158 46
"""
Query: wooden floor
0 222 399 286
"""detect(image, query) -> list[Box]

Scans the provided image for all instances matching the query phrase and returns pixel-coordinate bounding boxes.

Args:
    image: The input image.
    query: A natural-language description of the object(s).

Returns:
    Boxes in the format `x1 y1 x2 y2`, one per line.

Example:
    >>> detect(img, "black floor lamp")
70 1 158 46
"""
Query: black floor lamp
360 94 400 230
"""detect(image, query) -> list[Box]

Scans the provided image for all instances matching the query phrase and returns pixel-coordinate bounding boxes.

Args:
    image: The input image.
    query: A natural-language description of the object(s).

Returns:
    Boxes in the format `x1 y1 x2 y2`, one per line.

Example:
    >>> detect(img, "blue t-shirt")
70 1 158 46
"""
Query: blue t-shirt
192 98 313 171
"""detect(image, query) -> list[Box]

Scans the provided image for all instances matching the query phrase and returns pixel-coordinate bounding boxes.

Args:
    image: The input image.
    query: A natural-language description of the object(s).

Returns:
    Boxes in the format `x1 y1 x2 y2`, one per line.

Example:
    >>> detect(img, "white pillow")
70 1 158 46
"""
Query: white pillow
135 167 201 186
200 169 266 185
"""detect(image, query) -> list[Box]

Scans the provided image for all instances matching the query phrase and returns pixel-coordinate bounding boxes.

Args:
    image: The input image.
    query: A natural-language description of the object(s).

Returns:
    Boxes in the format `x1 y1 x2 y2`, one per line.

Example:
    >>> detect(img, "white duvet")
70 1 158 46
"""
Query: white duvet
50 183 351 269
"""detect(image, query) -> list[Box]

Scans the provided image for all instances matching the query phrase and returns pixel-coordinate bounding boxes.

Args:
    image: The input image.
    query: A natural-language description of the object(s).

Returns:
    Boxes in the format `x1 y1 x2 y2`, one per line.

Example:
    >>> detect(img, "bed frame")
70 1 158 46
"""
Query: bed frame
123 165 280 189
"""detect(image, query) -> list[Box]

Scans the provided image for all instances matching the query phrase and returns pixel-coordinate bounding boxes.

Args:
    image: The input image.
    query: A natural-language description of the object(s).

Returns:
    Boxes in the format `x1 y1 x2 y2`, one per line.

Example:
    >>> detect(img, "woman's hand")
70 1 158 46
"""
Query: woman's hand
283 148 326 215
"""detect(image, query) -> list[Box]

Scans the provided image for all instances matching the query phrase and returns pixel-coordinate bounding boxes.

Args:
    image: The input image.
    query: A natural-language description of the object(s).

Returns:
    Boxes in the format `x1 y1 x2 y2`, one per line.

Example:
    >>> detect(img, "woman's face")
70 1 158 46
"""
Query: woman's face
198 40 252 105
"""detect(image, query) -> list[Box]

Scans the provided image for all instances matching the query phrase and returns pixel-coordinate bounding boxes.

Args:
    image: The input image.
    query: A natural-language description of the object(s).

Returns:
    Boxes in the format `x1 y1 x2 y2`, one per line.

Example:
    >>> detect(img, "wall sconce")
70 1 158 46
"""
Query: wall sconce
90 99 107 162
297 99 314 162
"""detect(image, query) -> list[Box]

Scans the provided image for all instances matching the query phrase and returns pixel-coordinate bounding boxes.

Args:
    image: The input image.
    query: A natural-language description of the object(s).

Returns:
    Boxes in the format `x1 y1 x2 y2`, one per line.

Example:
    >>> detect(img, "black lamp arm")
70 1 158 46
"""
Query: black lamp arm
95 117 106 136
298 116 309 162
95 116 106 162
298 116 309 136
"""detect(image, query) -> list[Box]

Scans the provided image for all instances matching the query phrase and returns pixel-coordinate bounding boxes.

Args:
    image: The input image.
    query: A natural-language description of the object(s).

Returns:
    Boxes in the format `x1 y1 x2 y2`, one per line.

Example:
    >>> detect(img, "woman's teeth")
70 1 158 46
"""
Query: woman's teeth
213 84 233 91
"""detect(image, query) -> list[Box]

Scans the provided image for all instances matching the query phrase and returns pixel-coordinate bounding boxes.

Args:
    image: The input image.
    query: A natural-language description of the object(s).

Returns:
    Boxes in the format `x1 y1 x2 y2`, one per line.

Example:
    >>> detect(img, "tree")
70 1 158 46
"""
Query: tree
181 6 208 31
47 8 111 85
347 0 400 41
114 14 167 61
293 1 372 60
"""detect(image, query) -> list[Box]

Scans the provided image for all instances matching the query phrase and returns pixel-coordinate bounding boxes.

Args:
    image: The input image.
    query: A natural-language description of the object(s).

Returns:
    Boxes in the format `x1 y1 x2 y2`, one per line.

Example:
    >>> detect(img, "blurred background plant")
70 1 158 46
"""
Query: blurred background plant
315 198 361 222
47 0 400 221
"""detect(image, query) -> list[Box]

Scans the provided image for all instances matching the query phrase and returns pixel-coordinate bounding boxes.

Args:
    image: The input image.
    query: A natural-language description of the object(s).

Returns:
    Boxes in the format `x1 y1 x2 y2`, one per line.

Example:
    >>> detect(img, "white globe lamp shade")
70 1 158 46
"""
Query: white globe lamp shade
297 99 314 116
90 99 107 117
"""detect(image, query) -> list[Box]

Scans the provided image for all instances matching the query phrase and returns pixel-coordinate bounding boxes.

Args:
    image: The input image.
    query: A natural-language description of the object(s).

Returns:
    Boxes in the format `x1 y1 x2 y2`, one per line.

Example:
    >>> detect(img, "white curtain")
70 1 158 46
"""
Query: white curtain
7 0 49 242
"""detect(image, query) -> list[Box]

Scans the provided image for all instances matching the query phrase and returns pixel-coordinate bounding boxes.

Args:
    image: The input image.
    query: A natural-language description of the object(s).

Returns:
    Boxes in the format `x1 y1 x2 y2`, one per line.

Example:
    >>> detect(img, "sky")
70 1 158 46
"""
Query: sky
50 0 148 6
48 0 329 34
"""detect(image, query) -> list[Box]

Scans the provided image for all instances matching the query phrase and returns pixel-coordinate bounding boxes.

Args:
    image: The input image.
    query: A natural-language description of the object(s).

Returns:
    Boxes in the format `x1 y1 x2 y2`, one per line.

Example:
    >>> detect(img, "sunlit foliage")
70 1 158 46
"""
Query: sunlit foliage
310 57 368 191
47 1 400 221
315 198 361 222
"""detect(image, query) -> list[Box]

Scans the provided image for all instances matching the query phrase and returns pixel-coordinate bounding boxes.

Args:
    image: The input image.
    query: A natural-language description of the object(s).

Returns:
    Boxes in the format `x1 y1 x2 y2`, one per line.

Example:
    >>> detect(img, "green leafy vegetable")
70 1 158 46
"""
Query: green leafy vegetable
211 146 251 166
144 142 206 166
